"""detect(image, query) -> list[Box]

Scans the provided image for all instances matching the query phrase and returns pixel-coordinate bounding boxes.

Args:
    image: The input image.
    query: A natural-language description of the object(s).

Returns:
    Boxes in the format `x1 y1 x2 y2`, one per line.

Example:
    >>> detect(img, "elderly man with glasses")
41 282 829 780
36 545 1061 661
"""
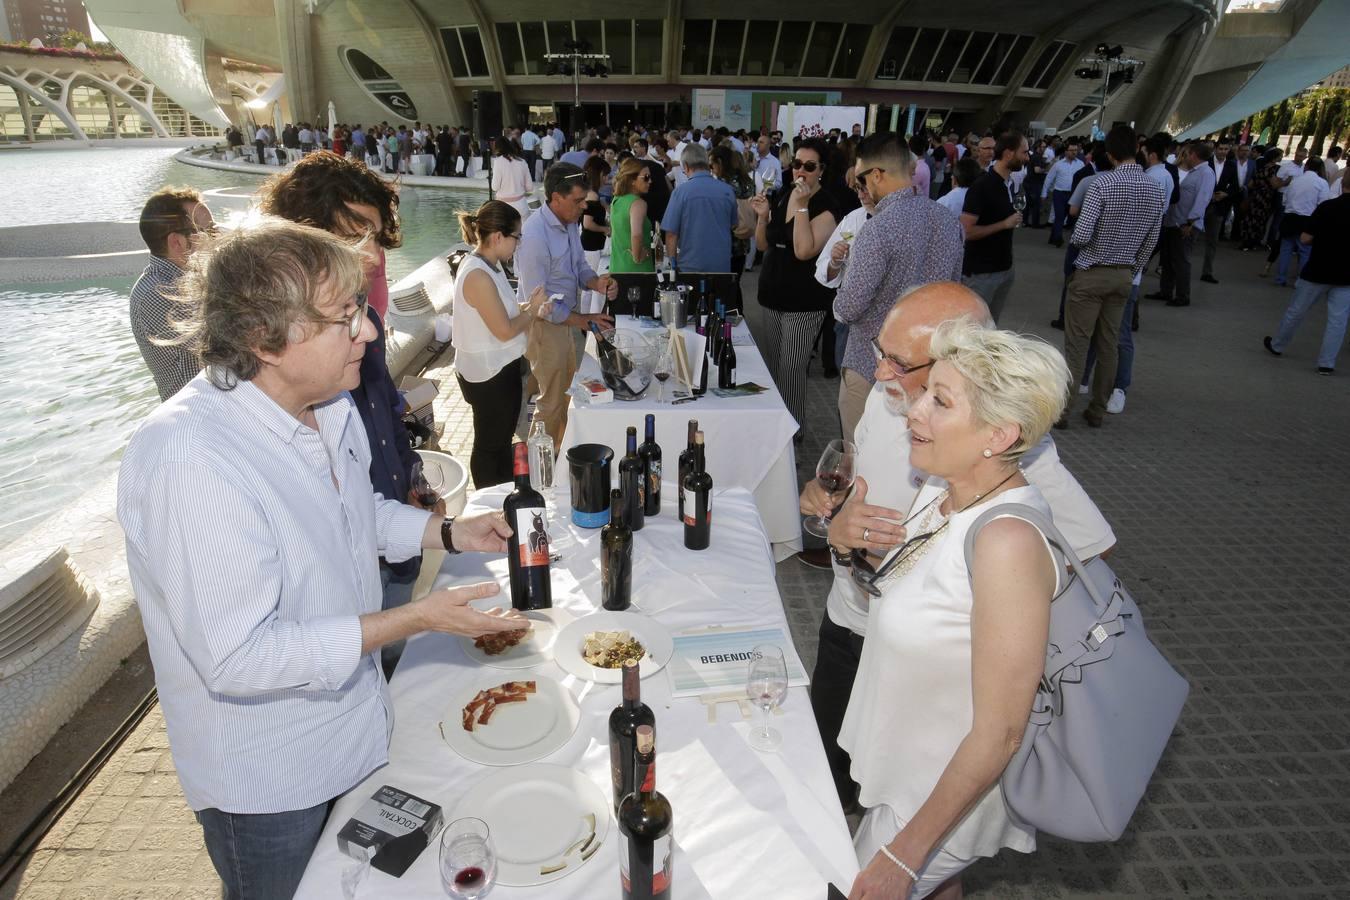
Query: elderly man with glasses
130 186 216 401
118 218 527 900
799 281 1115 817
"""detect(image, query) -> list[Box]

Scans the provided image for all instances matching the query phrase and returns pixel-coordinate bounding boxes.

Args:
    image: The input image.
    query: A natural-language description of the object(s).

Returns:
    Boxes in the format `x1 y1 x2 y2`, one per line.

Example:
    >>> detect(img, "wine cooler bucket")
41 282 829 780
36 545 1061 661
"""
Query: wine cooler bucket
566 443 614 528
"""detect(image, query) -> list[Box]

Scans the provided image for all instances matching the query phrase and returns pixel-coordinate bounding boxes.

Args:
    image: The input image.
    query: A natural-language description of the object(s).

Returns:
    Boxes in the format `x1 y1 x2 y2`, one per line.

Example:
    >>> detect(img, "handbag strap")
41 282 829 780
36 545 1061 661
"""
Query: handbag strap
962 501 1114 613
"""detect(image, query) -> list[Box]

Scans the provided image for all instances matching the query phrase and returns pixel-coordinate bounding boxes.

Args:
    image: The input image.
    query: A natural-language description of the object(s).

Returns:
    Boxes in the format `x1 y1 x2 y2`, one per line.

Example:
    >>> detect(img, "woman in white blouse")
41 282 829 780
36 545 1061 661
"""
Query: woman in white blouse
839 319 1069 900
452 200 545 486
490 139 534 223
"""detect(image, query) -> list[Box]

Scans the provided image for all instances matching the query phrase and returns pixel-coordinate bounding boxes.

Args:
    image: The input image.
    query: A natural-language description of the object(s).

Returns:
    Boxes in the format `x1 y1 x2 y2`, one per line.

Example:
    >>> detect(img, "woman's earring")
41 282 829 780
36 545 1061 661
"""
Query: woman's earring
982 449 993 459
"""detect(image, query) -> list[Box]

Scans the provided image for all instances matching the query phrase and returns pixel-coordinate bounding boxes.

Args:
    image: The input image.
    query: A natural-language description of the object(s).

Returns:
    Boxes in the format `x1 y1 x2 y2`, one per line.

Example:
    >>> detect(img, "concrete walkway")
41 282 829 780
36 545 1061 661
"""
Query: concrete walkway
4 229 1349 899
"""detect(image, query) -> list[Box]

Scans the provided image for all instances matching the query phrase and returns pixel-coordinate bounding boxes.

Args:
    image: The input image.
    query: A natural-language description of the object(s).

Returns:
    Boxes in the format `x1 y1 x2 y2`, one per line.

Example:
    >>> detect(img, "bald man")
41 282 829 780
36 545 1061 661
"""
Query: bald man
799 281 1116 813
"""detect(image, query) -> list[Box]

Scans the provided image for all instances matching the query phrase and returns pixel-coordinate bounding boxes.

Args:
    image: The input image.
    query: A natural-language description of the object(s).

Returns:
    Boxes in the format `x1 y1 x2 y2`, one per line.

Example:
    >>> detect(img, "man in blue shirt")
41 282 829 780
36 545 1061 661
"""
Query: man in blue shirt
560 137 601 170
662 143 738 274
517 163 618 445
519 125 540 180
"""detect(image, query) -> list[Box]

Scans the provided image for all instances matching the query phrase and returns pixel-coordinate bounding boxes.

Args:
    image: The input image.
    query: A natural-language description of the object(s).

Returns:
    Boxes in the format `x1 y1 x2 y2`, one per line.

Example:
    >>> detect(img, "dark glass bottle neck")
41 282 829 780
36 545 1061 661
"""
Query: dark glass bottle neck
644 416 655 442
626 431 637 454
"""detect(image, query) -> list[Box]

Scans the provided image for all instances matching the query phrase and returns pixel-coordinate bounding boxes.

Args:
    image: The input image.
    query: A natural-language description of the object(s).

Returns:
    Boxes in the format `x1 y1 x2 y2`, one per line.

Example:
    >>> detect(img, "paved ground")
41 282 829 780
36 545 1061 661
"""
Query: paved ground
5 227 1350 899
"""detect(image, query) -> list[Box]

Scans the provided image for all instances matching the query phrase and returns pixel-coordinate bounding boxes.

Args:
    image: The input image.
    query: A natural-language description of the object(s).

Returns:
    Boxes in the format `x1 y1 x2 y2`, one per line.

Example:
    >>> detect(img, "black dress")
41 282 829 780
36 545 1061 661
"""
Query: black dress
581 198 608 252
757 188 840 314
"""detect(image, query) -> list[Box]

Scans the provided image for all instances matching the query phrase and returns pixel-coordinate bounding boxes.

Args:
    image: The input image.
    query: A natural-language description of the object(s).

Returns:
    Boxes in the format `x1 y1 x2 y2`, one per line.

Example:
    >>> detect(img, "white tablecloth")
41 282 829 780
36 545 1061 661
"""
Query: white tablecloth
295 486 857 900
562 320 803 560
411 154 436 176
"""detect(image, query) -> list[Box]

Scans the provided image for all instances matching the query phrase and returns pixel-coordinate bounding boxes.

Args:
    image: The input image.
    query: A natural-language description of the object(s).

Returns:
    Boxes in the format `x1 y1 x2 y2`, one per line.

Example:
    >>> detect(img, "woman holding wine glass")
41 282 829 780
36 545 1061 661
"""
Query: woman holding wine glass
452 200 547 487
609 158 655 275
838 320 1068 900
580 156 612 314
750 137 840 437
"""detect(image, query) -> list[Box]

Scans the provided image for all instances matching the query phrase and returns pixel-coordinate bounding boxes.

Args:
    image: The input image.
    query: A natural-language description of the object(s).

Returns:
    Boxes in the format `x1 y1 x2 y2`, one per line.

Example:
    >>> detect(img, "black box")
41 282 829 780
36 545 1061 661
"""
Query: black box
336 785 443 877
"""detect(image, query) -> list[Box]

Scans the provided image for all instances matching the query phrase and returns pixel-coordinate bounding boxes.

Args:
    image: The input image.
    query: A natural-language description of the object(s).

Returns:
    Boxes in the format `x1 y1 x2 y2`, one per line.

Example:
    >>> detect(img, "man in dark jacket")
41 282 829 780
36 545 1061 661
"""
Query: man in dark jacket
1201 140 1241 282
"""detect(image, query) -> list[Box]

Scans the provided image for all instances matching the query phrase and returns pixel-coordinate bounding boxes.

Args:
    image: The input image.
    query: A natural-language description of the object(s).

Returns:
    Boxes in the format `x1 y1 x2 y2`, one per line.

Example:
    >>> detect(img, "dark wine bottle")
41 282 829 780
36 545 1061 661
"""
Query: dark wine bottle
694 340 708 396
591 321 634 376
695 278 708 327
638 414 661 517
601 489 633 611
706 304 723 362
618 725 673 900
717 321 736 389
676 420 698 523
682 431 712 551
618 426 646 532
502 442 553 609
608 660 655 814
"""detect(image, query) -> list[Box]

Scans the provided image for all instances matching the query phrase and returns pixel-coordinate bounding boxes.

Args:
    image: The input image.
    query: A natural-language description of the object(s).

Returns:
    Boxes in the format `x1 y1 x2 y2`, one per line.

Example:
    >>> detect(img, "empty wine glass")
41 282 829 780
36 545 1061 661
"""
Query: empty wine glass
410 459 446 508
1012 191 1027 227
627 285 643 322
746 645 788 752
803 439 857 538
440 817 497 899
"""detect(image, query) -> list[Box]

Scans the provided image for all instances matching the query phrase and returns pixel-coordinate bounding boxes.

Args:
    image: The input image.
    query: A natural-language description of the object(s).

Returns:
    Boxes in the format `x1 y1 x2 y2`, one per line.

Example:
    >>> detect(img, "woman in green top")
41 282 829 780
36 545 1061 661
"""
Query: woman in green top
609 157 655 273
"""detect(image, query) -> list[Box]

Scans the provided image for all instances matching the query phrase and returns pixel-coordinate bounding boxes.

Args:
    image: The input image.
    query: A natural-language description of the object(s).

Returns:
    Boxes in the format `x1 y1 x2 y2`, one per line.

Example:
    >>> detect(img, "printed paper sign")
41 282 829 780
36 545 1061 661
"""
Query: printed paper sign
667 627 809 697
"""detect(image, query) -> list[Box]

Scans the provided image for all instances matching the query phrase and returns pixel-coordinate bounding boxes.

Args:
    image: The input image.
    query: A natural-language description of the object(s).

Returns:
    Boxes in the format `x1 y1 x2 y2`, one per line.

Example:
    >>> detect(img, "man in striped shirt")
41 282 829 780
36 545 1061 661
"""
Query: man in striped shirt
118 218 524 899
1061 125 1168 428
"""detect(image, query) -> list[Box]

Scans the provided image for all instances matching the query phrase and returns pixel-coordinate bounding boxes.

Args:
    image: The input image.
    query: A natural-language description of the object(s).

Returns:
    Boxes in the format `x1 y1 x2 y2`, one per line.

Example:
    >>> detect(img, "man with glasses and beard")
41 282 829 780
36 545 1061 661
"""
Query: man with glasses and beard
130 187 216 401
799 281 1114 816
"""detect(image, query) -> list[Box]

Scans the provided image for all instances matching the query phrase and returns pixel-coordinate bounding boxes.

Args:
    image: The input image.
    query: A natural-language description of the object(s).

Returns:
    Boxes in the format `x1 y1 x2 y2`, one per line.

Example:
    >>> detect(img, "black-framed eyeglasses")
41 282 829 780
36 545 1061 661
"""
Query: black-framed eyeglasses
850 530 941 597
315 291 369 340
871 337 933 377
790 159 821 172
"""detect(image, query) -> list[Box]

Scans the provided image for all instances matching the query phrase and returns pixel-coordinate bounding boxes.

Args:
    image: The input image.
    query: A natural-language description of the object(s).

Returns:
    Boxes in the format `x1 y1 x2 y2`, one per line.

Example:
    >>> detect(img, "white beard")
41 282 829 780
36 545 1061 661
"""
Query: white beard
882 385 910 417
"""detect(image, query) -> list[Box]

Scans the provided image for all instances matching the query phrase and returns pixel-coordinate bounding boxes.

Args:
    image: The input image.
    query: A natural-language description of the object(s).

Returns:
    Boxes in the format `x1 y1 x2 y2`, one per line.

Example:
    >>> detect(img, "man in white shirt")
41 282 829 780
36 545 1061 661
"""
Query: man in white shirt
1276 157 1331 286
538 129 557 180
1324 146 1342 186
253 125 269 165
297 124 314 154
118 218 525 898
815 165 876 290
751 134 781 191
1042 141 1084 246
801 281 1114 812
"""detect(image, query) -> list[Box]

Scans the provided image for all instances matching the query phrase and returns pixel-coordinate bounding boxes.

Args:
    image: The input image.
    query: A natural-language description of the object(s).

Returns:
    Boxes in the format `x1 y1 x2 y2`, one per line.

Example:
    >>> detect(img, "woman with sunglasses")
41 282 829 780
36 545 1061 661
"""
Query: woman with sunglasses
750 137 840 435
452 200 548 487
838 319 1069 900
609 157 656 274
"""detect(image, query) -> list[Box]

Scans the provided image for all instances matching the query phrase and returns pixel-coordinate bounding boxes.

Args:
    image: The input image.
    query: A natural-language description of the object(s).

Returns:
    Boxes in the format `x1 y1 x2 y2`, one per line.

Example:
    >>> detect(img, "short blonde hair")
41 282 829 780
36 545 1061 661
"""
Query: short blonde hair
172 215 367 388
928 318 1069 462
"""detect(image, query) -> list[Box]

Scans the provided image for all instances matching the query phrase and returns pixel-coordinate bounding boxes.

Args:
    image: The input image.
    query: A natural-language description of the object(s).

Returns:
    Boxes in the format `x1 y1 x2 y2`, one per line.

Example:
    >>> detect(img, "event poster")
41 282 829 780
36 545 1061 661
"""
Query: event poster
667 627 809 697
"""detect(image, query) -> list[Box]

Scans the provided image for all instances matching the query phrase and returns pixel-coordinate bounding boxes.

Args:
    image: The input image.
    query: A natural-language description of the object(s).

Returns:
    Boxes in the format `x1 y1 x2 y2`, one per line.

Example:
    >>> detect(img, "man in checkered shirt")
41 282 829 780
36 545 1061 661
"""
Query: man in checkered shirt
130 188 215 401
1061 125 1168 429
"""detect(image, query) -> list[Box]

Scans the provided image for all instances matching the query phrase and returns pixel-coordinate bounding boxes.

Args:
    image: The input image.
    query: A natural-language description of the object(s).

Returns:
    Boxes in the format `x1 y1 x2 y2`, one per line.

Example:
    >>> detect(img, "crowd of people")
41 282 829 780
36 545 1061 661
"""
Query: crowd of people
118 104 1348 900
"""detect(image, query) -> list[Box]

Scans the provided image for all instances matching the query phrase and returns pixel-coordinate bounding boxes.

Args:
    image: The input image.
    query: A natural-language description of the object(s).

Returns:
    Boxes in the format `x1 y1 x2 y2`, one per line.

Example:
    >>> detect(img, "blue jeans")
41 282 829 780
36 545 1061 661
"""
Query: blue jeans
1275 236 1311 286
1271 279 1350 370
1049 190 1072 243
196 799 333 900
1082 284 1138 391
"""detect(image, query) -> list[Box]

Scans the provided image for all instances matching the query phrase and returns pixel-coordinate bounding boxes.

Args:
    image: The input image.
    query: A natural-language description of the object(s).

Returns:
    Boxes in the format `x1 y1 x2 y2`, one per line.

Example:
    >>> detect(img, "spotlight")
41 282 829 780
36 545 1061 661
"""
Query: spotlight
1095 43 1109 56
1075 67 1097 79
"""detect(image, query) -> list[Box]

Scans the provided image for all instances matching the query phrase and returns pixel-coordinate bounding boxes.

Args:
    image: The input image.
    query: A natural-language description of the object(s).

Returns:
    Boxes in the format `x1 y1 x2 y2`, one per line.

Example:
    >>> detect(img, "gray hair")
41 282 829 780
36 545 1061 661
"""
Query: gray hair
928 318 1069 462
681 142 710 171
169 215 367 389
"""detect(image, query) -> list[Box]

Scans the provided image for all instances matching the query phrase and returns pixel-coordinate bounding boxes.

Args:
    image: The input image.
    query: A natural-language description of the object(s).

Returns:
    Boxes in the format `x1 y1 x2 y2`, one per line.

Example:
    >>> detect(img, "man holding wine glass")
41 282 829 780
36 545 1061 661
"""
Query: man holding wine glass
516 162 620 447
799 282 1115 817
117 219 528 900
958 130 1028 323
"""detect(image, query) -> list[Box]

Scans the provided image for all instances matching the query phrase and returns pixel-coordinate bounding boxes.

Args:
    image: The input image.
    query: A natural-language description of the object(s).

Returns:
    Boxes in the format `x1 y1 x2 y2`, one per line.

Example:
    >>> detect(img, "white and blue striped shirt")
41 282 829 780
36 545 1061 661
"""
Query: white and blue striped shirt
117 372 433 813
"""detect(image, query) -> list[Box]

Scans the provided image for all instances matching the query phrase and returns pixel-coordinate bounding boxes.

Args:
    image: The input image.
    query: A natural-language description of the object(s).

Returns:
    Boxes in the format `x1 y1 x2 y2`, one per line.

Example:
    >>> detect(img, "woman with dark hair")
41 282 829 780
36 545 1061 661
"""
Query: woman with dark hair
710 144 756 294
492 138 534 222
1241 147 1282 253
750 137 840 434
580 156 612 313
610 157 655 274
452 200 547 486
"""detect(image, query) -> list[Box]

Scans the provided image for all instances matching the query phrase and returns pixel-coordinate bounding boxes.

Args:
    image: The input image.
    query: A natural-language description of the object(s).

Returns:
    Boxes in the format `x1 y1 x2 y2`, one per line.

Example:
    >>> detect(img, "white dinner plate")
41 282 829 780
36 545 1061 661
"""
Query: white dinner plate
459 604 571 669
553 610 675 683
440 675 580 766
451 764 610 887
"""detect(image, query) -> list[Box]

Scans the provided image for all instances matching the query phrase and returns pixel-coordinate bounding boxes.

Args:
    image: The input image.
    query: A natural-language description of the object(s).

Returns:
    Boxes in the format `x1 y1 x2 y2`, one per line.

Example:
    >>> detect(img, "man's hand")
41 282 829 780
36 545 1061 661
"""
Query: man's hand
799 477 846 519
451 511 512 554
577 312 615 332
829 241 851 267
827 476 907 554
595 275 620 301
1181 222 1194 238
408 488 446 517
1005 211 1023 230
416 582 526 638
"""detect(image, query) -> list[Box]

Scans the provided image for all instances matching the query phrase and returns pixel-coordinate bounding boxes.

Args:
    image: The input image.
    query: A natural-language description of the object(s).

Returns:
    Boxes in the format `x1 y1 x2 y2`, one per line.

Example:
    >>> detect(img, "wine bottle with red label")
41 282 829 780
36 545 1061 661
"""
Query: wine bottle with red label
503 442 553 609
618 725 672 900
608 659 655 815
682 431 712 551
676 419 698 522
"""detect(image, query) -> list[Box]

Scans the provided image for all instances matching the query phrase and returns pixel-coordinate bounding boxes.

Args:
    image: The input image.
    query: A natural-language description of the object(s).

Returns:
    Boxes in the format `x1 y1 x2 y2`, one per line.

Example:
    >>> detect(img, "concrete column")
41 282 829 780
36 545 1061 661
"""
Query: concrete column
18 89 34 141
1136 17 1215 136
462 0 516 127
274 0 317 125
103 88 120 139
854 0 915 87
663 0 682 83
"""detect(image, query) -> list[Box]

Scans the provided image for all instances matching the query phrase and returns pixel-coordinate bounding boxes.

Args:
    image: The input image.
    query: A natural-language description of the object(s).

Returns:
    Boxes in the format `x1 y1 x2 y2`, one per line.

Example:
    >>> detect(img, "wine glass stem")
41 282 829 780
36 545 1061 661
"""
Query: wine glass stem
761 704 770 740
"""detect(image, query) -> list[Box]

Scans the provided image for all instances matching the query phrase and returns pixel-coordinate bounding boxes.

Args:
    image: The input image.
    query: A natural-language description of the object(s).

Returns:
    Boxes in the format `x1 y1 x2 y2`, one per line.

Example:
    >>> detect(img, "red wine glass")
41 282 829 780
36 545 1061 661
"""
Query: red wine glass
803 439 856 538
440 816 496 899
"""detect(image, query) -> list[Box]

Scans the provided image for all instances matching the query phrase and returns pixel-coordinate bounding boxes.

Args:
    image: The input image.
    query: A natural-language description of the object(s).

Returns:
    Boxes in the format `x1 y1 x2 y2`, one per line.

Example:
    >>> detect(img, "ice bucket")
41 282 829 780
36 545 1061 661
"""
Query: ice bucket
566 443 614 528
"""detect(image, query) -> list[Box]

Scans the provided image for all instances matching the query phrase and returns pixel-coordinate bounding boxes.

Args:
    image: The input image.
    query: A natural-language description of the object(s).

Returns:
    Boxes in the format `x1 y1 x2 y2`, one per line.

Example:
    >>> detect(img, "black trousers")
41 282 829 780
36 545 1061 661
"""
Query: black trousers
457 359 524 488
809 614 865 812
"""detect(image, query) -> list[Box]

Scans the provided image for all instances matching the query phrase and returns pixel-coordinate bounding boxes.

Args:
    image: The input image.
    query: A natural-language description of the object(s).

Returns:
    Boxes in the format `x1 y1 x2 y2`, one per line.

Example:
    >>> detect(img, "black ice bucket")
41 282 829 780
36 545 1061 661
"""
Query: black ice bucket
566 443 614 528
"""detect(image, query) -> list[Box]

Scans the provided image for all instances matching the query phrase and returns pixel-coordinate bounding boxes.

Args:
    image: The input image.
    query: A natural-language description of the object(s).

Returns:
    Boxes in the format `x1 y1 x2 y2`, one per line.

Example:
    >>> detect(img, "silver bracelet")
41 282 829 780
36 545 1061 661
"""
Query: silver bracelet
879 845 920 882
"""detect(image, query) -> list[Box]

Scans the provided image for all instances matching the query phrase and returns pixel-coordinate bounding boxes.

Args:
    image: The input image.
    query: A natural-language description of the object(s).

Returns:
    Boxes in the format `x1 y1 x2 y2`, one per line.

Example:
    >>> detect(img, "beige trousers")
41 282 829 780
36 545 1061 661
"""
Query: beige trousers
525 318 579 448
838 368 873 444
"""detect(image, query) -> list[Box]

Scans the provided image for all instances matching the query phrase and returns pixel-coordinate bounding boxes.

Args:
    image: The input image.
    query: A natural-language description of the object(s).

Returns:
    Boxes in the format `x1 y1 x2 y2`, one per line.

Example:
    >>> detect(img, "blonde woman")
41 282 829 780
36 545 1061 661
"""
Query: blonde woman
839 319 1070 900
610 157 655 274
452 200 546 485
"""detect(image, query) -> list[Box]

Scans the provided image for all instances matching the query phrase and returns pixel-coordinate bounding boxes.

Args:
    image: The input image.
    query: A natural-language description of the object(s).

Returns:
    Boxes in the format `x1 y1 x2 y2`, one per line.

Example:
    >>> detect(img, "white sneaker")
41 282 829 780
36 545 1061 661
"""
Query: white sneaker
1106 389 1127 414
1078 383 1089 395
